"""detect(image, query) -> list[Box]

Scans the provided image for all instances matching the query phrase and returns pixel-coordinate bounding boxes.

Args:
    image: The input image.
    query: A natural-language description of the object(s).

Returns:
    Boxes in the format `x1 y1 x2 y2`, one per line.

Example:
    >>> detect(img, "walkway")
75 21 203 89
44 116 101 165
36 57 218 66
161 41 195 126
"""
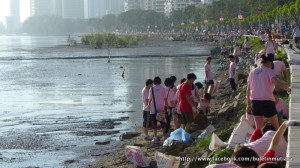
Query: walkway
284 45 300 168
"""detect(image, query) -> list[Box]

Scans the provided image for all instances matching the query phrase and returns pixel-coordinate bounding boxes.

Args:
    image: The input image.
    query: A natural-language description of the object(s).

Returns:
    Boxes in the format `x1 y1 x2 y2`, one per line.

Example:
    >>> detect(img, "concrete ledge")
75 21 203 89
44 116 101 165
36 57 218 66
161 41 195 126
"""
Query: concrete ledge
283 45 300 168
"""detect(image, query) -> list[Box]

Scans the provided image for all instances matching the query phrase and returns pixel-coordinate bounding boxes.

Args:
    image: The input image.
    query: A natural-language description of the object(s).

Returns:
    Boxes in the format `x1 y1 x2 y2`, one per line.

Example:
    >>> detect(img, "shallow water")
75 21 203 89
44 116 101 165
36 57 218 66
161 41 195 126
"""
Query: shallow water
0 36 214 167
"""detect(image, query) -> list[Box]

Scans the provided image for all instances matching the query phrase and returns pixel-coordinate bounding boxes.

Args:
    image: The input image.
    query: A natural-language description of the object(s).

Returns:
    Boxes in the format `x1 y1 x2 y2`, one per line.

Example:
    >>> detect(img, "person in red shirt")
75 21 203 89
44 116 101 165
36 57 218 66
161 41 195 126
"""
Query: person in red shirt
178 73 197 132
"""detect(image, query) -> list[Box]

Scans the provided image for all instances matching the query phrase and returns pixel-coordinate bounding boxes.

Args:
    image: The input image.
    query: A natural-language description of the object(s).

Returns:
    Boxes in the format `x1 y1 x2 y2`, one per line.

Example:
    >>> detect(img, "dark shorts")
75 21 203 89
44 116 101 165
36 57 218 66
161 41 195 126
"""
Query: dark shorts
205 80 214 85
251 100 277 118
294 37 300 43
181 112 194 125
221 51 228 56
143 111 151 128
267 53 275 60
150 114 166 130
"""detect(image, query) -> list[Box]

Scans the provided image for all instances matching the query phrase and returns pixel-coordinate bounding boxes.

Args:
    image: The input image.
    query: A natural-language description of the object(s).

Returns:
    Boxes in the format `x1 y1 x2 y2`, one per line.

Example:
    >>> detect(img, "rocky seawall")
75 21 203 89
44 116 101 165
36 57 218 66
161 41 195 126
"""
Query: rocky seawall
87 45 255 168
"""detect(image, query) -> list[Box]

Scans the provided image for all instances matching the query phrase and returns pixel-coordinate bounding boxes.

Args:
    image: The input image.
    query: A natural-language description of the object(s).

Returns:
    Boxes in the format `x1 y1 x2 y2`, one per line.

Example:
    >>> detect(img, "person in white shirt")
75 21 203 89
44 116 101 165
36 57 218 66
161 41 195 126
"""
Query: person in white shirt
141 79 153 141
204 57 214 94
229 55 237 91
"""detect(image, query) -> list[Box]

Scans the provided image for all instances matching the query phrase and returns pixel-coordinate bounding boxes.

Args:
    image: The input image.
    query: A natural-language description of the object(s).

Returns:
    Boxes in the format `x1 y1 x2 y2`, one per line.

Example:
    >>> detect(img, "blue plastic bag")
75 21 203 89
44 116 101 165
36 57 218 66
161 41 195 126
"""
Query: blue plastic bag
168 128 191 143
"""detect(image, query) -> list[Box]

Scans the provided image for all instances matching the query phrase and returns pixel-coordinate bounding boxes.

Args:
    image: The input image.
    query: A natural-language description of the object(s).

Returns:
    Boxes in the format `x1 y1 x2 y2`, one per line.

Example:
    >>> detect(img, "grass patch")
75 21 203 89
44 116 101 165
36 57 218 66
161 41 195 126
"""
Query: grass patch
188 135 211 154
237 36 264 54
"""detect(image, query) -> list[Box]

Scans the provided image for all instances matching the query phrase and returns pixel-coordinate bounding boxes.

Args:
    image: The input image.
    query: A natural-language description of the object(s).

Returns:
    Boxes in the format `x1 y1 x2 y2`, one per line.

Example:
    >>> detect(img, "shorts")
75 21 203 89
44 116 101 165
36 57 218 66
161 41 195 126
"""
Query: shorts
251 100 277 118
205 80 214 85
143 111 151 128
180 112 194 125
150 114 166 130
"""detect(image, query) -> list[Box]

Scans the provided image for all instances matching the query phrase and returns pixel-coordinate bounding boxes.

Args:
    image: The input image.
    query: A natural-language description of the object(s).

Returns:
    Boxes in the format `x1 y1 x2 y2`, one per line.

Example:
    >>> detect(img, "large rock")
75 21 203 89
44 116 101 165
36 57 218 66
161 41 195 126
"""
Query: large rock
193 114 208 130
218 103 234 116
119 132 140 141
238 73 248 81
95 140 110 145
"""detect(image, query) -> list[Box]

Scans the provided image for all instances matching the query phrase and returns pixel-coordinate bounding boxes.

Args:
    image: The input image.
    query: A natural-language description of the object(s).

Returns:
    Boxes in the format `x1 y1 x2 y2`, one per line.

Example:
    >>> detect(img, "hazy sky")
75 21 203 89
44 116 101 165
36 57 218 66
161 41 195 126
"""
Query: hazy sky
0 0 30 23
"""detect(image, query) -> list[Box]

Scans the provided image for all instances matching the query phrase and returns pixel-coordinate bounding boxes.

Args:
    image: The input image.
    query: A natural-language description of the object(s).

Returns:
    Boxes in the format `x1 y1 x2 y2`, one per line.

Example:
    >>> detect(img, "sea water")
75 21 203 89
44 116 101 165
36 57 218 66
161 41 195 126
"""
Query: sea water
0 36 214 167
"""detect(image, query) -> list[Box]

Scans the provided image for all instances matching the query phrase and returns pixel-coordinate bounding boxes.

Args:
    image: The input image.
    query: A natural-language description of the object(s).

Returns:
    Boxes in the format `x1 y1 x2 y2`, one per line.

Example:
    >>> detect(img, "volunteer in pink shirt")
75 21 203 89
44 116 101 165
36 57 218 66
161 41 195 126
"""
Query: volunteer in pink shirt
246 54 291 141
148 76 166 143
164 78 176 134
174 78 186 129
273 60 287 80
204 57 214 94
141 79 153 141
273 91 289 119
246 130 287 158
265 35 277 59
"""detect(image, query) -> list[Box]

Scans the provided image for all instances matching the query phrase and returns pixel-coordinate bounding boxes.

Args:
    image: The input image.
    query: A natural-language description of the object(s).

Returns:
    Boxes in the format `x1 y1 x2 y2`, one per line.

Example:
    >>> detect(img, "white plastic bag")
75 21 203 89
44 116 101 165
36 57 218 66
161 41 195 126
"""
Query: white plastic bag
155 151 180 168
125 145 149 167
227 115 254 150
209 133 227 151
198 124 216 139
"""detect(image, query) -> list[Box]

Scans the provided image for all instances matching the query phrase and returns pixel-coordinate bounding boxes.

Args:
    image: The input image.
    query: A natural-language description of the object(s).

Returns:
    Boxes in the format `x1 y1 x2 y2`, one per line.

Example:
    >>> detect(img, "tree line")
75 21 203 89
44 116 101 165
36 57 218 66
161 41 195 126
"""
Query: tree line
20 0 300 35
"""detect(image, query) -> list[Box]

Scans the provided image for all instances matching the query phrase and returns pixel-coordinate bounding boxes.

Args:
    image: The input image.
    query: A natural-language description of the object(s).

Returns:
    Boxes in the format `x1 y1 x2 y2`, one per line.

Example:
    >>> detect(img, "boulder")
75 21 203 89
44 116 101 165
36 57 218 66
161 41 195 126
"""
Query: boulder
234 93 241 100
193 114 208 130
119 132 140 141
237 73 248 81
95 140 110 145
218 103 234 116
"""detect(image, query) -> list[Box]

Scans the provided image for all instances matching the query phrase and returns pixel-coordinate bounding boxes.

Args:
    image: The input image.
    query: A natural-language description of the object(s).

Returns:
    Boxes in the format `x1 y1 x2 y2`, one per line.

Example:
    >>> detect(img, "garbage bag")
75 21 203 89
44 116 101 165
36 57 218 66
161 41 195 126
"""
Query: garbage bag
155 151 180 168
125 145 149 167
198 124 216 139
168 128 191 143
209 133 227 151
227 115 254 150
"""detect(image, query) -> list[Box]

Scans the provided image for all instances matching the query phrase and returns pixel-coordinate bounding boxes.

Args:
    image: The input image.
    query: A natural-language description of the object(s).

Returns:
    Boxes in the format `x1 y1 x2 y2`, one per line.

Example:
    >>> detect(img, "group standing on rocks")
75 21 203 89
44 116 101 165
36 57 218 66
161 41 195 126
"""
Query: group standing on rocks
141 25 295 167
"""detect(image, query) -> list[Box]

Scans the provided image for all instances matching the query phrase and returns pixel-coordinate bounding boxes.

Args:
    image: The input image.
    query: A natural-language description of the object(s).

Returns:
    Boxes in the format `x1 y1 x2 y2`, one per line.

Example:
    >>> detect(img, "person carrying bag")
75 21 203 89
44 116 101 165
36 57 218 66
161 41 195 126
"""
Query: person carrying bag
149 76 167 143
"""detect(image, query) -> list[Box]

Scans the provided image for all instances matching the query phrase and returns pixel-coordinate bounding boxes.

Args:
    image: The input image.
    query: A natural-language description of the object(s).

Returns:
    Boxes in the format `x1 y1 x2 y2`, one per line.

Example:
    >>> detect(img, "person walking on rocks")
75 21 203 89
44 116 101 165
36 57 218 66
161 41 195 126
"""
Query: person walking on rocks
229 55 237 91
178 73 197 132
246 54 291 141
204 57 214 94
141 79 153 141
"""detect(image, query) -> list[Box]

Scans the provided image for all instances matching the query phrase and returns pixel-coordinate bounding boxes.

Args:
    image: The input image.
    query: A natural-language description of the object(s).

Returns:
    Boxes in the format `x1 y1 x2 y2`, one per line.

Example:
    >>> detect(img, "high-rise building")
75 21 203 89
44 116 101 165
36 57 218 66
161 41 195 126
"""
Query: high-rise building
144 0 155 10
201 0 219 5
109 0 124 15
30 0 62 17
7 0 20 31
62 0 84 19
155 0 165 13
165 0 188 16
124 0 144 12
187 0 202 6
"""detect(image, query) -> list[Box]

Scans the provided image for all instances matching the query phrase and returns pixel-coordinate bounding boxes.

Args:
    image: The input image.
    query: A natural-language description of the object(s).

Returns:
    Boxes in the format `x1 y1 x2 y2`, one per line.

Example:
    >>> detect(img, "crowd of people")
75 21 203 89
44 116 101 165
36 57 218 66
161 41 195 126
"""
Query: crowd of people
140 24 296 167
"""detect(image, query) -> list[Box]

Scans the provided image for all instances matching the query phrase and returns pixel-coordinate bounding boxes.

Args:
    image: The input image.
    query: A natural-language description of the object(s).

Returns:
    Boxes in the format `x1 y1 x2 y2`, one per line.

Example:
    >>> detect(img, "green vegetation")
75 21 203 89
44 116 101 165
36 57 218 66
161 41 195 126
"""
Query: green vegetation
66 35 77 46
188 135 211 154
236 36 264 53
80 33 147 49
209 147 233 165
